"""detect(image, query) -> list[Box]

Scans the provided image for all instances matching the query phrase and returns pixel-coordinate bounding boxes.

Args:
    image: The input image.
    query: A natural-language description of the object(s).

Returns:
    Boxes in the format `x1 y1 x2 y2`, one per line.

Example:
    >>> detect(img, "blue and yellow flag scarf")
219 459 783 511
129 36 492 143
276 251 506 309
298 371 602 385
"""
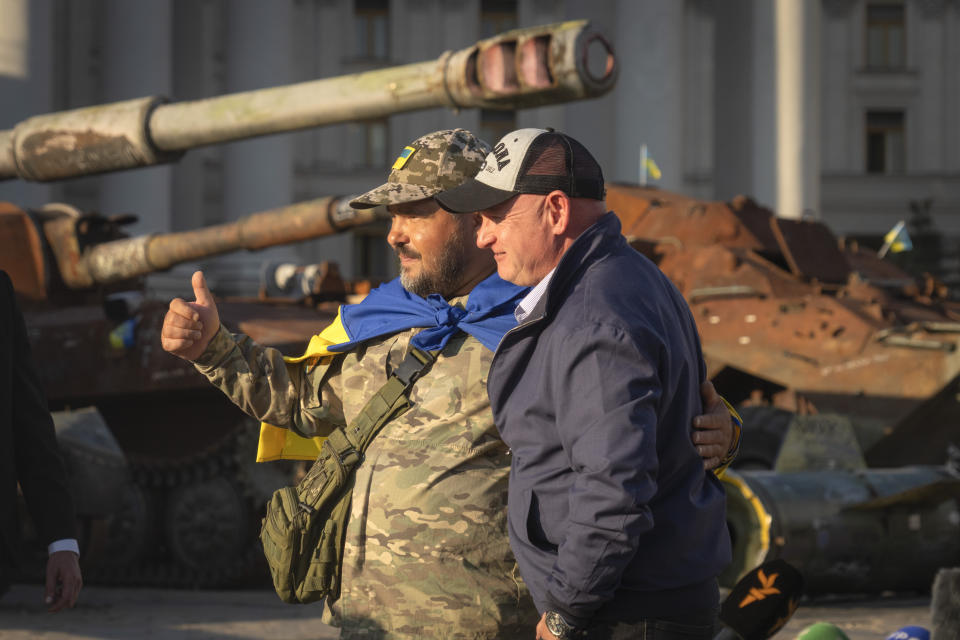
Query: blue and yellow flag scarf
256 273 528 462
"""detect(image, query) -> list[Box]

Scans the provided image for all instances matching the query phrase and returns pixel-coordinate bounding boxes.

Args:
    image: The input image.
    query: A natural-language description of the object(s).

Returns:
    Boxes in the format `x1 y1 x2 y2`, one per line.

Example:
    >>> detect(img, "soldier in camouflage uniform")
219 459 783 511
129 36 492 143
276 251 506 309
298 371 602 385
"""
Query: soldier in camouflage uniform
160 129 736 639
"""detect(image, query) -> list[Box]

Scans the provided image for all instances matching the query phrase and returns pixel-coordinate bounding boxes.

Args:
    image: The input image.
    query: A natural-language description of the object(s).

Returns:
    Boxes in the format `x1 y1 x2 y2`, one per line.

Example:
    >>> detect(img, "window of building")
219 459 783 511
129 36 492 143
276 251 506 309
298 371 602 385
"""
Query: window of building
479 1 518 145
865 1 905 70
346 119 389 169
354 0 389 61
866 110 905 174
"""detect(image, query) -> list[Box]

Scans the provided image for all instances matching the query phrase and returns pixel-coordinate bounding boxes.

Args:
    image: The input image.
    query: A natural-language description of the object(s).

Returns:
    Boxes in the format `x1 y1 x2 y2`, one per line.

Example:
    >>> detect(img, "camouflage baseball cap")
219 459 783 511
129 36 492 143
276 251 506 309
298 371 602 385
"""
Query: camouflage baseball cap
349 128 491 209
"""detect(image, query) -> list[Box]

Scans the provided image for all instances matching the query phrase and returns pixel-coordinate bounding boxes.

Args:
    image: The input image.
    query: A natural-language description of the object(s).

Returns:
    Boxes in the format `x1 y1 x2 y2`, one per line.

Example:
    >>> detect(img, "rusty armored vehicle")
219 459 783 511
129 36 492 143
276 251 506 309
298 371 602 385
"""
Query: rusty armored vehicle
0 21 617 586
2 197 384 585
607 184 960 469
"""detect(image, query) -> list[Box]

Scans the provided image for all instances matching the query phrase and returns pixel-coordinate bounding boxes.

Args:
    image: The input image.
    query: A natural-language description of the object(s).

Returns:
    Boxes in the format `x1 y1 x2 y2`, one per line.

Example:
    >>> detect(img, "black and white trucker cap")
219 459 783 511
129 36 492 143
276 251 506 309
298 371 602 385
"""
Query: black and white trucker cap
435 128 605 213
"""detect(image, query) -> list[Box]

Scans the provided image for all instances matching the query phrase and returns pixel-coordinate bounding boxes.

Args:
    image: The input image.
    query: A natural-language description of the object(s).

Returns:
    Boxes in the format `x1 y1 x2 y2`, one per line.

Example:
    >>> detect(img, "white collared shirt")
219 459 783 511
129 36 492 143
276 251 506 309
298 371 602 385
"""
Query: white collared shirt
49 539 79 556
514 267 557 324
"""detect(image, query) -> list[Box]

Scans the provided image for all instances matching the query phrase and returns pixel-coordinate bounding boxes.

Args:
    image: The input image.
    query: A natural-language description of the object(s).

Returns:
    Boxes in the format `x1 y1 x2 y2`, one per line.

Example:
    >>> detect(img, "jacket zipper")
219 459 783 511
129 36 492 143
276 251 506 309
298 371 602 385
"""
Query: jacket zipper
491 311 546 363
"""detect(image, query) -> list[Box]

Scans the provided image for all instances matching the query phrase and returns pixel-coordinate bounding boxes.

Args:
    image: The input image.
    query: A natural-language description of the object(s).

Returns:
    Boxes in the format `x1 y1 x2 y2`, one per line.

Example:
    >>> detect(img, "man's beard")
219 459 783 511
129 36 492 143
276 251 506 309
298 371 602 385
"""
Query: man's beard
398 225 471 299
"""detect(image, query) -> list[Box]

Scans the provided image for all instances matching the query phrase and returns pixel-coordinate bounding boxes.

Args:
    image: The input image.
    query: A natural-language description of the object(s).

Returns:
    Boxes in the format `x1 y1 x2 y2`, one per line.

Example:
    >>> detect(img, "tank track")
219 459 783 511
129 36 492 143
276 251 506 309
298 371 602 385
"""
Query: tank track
83 417 293 588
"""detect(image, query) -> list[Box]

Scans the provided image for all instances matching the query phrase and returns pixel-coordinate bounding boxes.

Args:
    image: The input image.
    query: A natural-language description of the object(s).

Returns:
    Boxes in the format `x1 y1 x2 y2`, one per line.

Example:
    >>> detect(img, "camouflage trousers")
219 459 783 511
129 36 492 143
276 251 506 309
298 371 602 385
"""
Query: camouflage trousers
321 560 539 639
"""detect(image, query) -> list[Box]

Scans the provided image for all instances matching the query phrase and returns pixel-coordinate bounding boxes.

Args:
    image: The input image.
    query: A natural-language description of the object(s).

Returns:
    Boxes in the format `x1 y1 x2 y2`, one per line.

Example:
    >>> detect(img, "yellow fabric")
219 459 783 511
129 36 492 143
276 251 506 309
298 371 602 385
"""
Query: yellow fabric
722 397 743 428
645 156 662 180
255 309 352 462
256 311 747 470
392 146 416 170
883 220 912 253
714 397 742 478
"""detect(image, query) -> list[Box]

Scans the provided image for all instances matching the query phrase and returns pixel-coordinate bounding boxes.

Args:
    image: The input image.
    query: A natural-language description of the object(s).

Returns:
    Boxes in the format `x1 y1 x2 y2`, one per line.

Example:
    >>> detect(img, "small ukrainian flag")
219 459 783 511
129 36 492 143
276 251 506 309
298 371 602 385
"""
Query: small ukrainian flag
883 220 913 253
645 156 662 181
392 146 416 170
639 144 662 184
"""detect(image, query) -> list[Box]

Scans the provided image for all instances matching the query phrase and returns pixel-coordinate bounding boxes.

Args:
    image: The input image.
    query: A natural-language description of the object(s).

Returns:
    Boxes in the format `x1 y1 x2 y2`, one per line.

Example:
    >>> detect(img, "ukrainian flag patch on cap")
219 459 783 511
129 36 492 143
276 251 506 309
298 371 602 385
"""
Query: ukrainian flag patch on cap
392 146 416 170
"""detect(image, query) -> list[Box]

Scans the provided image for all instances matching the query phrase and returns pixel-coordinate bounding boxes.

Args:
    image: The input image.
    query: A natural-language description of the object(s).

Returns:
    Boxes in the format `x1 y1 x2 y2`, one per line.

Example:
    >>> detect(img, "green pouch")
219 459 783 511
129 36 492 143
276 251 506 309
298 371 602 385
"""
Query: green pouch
260 347 436 604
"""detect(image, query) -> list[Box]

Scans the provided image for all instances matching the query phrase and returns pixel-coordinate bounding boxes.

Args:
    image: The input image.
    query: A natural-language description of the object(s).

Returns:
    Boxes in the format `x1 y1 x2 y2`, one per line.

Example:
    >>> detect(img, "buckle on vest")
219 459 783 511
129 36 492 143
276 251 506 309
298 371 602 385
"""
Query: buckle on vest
392 349 436 387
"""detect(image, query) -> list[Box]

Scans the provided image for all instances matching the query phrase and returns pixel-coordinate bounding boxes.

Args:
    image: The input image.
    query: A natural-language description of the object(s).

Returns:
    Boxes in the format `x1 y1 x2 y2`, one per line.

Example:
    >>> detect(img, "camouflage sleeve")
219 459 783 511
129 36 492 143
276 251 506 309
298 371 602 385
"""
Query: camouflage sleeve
193 324 346 438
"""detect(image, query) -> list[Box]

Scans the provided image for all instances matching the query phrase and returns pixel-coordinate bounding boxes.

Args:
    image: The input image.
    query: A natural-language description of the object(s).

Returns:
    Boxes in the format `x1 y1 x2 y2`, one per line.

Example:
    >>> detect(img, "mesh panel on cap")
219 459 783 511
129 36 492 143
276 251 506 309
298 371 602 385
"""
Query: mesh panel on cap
525 140 569 176
516 132 604 199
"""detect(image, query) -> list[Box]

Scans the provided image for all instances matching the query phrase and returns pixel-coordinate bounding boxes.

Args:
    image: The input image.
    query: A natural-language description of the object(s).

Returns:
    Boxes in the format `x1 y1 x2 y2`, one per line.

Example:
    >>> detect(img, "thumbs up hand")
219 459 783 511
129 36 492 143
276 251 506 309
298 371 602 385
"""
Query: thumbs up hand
161 271 221 361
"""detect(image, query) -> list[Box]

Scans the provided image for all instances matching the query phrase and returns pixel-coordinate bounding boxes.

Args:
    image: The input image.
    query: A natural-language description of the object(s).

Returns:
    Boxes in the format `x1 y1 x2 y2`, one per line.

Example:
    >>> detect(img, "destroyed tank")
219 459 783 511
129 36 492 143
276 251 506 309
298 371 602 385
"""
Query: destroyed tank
0 20 618 586
1 197 386 586
606 184 960 469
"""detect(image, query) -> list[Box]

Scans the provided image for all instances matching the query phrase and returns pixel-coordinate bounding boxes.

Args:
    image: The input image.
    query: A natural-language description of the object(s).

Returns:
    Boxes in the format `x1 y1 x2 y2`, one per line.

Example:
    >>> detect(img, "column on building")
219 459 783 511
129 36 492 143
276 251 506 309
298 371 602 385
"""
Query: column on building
948 2 960 174
820 0 855 175
558 0 617 180
681 0 714 200
912 0 960 239
216 0 298 295
774 0 821 219
711 0 779 209
287 0 354 277
747 0 777 210
914 0 946 173
387 0 486 151
515 0 567 134
100 0 173 235
611 0 684 191
712 0 755 203
437 0 482 136
392 0 445 142
170 0 227 234
0 0 54 207
817 0 867 234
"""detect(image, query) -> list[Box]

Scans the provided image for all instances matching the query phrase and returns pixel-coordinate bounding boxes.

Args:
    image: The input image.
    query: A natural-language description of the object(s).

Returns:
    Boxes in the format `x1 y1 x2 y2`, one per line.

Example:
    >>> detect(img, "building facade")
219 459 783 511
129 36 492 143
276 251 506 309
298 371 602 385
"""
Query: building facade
1 0 959 296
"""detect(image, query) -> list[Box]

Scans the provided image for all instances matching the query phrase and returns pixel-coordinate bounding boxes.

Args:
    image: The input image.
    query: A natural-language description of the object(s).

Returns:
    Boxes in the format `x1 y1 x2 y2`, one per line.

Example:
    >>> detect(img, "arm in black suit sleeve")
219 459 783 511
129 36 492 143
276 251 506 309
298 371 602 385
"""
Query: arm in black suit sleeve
5 273 77 545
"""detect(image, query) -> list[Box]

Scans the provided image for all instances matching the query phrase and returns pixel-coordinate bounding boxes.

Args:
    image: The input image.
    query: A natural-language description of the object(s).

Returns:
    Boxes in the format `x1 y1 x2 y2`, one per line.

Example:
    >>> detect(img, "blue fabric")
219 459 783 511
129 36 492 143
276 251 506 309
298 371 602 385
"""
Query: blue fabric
333 273 528 353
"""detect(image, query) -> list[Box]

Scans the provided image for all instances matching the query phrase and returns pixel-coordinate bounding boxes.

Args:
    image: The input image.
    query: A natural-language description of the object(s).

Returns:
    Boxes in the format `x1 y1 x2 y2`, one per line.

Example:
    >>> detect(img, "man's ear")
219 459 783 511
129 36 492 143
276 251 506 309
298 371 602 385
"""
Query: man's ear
545 191 571 235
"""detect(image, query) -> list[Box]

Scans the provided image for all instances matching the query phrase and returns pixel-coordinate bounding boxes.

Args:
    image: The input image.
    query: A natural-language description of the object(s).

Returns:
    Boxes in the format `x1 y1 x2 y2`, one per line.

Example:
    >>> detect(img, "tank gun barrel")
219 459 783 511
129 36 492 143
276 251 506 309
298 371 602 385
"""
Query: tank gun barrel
0 20 616 182
41 197 387 289
722 467 960 594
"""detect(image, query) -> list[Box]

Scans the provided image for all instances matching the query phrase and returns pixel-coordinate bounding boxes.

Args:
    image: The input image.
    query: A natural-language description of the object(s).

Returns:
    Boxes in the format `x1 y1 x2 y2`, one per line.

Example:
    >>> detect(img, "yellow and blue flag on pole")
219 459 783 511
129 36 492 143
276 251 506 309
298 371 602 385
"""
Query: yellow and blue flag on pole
883 220 913 253
639 144 662 185
645 156 662 181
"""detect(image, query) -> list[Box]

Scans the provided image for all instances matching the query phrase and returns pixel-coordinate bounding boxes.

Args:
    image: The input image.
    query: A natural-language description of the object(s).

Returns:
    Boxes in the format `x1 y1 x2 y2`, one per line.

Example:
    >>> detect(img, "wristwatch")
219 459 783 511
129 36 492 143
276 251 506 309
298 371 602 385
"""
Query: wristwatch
544 611 583 639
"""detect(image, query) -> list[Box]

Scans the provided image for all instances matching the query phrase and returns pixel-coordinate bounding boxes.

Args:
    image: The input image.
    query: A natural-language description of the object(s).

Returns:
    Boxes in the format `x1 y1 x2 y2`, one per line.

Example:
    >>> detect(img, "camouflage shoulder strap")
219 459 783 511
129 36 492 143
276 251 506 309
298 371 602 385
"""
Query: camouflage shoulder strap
331 346 436 466
261 347 437 604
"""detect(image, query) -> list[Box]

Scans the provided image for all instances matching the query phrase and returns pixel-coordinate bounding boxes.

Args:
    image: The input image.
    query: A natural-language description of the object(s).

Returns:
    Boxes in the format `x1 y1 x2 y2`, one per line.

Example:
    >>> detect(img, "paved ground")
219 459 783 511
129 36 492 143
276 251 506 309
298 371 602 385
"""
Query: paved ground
0 584 337 640
0 584 932 639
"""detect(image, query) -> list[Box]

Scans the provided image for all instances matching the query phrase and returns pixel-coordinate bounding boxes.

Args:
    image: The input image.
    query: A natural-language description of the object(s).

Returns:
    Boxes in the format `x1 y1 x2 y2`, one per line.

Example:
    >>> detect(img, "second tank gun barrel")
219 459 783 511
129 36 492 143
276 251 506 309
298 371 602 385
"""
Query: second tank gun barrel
0 20 616 182
42 197 387 288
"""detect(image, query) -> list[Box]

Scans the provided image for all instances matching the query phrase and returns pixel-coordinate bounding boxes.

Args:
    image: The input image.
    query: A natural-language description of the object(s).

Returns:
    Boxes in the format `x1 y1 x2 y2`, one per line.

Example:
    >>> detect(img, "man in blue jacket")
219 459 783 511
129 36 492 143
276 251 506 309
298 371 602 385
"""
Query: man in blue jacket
437 129 731 640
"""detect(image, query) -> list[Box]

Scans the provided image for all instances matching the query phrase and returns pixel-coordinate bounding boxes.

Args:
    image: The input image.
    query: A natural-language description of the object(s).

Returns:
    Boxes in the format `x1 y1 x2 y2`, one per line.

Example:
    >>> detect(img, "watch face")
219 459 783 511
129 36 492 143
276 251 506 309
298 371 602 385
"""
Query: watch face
545 611 572 638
